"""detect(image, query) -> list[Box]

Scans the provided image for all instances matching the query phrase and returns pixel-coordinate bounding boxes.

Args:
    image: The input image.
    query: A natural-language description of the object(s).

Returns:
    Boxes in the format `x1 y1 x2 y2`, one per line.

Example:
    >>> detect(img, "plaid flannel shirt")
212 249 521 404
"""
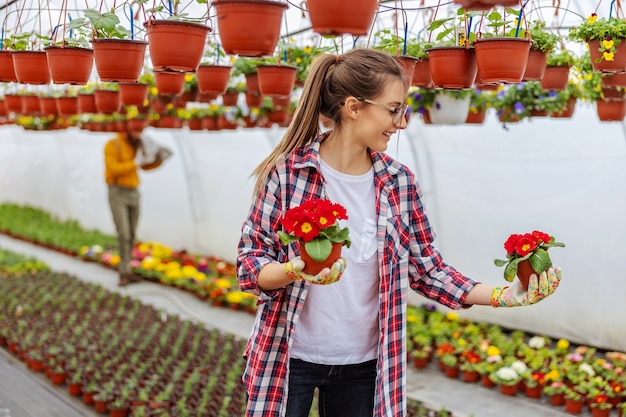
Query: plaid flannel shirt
236 136 477 417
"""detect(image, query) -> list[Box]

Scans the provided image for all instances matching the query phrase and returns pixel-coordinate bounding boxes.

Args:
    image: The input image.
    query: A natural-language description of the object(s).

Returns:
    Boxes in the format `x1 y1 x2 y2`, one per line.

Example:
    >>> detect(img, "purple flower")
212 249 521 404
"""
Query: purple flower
514 102 525 114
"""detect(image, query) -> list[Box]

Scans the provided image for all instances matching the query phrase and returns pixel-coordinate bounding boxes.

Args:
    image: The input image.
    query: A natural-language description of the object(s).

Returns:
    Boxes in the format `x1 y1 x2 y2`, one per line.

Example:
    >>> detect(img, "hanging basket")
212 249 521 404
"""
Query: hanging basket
221 91 239 106
12 51 51 85
474 37 531 84
4 94 23 113
213 0 288 57
39 97 59 116
411 59 433 88
119 83 150 107
601 72 626 88
394 55 417 88
0 51 17 82
429 93 471 125
307 0 379 36
196 64 232 94
92 39 147 82
78 93 97 113
257 65 297 96
154 71 186 96
588 40 626 74
56 96 79 116
426 46 477 90
522 50 547 82
44 46 94 85
540 65 570 91
551 97 576 118
94 89 121 114
465 107 487 124
144 19 211 72
596 98 626 122
21 95 41 114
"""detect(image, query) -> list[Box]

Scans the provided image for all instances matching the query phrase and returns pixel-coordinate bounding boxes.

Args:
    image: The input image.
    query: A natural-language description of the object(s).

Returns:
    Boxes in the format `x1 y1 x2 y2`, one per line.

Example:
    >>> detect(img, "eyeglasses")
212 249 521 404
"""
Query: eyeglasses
358 98 410 125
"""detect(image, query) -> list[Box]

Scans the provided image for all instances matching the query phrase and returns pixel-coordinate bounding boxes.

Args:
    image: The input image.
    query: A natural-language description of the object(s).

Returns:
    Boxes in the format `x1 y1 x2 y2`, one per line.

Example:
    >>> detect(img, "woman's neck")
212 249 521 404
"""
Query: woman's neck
319 130 372 175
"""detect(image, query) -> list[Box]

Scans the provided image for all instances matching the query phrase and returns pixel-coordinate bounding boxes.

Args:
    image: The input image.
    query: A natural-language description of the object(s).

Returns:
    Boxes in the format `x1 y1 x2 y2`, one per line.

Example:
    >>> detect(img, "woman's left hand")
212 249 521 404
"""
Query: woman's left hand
491 267 562 307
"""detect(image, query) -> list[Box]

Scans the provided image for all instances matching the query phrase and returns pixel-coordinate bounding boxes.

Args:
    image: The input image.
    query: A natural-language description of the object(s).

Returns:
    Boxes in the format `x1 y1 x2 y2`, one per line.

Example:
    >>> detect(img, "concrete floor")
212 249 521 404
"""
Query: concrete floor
0 234 576 417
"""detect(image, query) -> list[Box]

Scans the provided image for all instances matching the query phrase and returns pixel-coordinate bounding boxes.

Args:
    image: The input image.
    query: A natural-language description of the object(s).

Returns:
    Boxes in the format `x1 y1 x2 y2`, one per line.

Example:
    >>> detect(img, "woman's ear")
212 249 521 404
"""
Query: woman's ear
342 96 361 121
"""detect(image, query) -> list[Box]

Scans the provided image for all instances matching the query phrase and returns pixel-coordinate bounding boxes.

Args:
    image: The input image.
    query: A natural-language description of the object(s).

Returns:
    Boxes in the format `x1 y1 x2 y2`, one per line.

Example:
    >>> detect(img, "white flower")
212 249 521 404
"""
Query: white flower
511 360 528 374
579 363 595 376
92 245 103 254
528 336 546 349
496 367 519 381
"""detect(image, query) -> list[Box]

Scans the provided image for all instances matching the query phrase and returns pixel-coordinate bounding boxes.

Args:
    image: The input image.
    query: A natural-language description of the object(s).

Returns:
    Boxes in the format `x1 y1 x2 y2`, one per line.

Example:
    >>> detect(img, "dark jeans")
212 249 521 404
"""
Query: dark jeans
286 358 377 417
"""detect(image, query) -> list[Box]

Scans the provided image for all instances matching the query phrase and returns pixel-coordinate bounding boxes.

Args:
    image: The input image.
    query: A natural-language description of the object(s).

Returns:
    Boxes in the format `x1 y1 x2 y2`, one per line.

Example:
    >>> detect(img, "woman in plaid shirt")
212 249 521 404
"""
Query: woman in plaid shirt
237 48 561 417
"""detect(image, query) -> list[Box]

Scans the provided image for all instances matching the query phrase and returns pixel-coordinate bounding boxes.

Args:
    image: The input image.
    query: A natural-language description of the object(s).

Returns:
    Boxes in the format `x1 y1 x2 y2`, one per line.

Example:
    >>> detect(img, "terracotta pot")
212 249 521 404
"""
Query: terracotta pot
67 383 82 396
245 72 261 95
92 38 147 82
500 384 517 396
94 89 121 114
462 370 480 383
465 107 487 124
588 40 626 74
591 409 611 417
596 99 626 122
144 19 211 72
602 86 625 101
444 365 460 379
198 91 219 103
549 393 565 406
540 65 570 91
0 99 7 117
221 91 239 106
187 118 204 131
204 116 218 130
551 97 576 118
213 0 287 56
119 82 149 107
271 95 291 109
394 55 417 88
602 72 626 88
217 115 238 129
0 51 18 82
412 356 430 368
530 108 549 118
523 50 547 82
21 95 41 114
157 115 183 129
12 51 51 84
197 64 231 94
155 71 185 96
497 107 521 123
257 65 297 96
55 97 79 116
426 46 477 90
246 92 263 108
308 0 378 36
94 399 109 413
39 97 59 116
4 94 22 113
267 109 289 123
565 398 584 414
525 385 542 399
44 46 94 85
411 58 433 88
474 37 531 84
126 119 148 131
298 241 343 275
78 93 97 113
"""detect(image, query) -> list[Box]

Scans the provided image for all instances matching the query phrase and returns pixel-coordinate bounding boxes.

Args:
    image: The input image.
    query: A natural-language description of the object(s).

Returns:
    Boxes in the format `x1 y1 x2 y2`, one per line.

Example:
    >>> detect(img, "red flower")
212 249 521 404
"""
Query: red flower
514 234 538 256
531 230 551 245
280 199 348 241
593 394 609 404
503 233 522 255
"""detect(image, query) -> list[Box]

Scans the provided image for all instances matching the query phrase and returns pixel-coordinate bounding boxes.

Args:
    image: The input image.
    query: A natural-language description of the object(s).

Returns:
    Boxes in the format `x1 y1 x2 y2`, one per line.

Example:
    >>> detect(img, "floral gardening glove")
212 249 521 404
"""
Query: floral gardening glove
491 267 561 307
284 257 347 285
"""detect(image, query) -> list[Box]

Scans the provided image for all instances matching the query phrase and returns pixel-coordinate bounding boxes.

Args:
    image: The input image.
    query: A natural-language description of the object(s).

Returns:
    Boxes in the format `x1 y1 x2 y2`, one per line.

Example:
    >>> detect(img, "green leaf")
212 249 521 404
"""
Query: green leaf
493 258 508 267
277 231 298 245
84 9 120 31
303 238 332 263
503 262 517 282
528 248 552 274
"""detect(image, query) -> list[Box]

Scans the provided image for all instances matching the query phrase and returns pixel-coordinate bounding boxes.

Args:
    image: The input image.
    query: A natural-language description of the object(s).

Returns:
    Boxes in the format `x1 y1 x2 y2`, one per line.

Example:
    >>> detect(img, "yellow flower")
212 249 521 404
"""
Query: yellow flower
603 51 615 62
446 312 459 321
557 339 570 350
295 57 302 64
603 39 615 50
150 87 158 96
215 278 232 289
110 254 121 266
182 265 198 277
545 369 560 381
165 268 182 279
588 14 598 24
303 46 312 53
184 73 195 83
193 272 206 282
226 291 245 304
79 246 89 255
486 345 501 357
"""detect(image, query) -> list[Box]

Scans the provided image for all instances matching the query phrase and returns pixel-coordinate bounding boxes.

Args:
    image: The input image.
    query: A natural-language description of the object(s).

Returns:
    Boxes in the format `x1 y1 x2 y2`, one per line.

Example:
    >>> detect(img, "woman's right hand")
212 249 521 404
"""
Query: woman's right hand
285 257 347 285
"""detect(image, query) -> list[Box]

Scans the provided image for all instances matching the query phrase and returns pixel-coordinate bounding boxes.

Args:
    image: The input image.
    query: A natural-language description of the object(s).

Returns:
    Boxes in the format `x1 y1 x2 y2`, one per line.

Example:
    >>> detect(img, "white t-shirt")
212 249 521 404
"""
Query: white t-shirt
290 158 380 365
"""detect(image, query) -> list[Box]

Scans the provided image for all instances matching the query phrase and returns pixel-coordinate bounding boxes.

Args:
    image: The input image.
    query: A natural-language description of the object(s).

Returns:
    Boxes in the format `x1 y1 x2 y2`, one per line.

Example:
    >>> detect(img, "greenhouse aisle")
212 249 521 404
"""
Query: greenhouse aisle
0 234 573 417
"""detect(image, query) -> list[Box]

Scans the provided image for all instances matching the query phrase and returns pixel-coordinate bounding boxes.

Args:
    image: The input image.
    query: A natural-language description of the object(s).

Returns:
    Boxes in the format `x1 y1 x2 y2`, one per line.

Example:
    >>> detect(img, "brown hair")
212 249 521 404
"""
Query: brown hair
251 47 405 195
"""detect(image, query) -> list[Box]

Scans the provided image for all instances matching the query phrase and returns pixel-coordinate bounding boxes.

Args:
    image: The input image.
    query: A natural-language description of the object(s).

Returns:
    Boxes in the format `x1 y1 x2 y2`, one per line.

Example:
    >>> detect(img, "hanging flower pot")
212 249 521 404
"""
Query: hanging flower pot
588 40 626 74
221 91 239 106
307 0 379 36
602 72 626 88
94 89 121 113
78 93 97 113
44 46 94 85
411 59 433 88
246 92 263 108
39 97 59 116
154 71 185 96
551 97 576 118
392 55 417 88
213 0 288 57
4 94 23 113
257 64 297 96
0 51 17 82
119 82 150 107
540 65 570 91
12 51 51 84
474 38 531 84
56 96 79 116
157 115 184 129
21 95 41 114
426 46 477 90
596 98 626 121
429 92 471 124
522 50 547 82
92 39 147 82
144 19 211 72
196 64 231 94
465 107 487 124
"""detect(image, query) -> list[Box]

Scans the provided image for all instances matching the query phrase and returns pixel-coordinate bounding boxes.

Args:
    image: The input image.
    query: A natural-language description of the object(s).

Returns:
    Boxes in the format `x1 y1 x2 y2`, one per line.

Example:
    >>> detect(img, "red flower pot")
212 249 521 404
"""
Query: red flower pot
144 19 211 72
298 241 343 275
500 384 517 396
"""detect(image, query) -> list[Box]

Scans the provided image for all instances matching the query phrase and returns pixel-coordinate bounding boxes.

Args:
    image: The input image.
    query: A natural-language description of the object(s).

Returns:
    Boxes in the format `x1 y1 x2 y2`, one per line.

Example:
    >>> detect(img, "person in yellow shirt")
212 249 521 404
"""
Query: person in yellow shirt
104 128 166 286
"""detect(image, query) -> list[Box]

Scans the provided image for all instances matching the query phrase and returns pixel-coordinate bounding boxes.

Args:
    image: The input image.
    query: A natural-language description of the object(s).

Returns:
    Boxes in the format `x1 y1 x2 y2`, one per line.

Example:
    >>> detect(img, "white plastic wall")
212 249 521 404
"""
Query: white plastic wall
1 101 625 352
